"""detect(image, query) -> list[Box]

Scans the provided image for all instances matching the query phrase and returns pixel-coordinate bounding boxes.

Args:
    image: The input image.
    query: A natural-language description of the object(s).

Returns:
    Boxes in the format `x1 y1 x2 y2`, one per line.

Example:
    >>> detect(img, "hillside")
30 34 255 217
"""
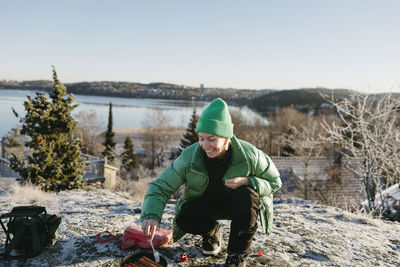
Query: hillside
248 88 354 115
249 88 400 115
1 183 399 266
10 79 400 118
2 80 398 117
0 80 360 106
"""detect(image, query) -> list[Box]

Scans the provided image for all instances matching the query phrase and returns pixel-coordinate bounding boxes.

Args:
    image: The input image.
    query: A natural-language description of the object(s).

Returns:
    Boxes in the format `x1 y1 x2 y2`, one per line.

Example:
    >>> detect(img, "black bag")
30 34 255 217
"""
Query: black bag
0 206 61 258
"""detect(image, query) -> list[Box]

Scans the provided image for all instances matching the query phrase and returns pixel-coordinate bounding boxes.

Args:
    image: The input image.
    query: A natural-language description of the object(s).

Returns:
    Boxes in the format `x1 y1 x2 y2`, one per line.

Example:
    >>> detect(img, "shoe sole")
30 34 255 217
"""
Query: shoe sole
202 229 222 256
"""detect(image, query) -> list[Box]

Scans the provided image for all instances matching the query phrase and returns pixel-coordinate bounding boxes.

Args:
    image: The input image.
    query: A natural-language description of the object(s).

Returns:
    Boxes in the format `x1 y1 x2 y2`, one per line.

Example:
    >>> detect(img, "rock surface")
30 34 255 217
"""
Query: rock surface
0 187 399 266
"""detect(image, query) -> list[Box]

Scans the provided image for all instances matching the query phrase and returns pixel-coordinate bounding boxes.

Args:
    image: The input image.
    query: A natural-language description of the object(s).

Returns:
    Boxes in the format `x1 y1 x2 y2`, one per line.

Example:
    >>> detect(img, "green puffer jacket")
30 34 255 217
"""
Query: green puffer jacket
140 136 282 241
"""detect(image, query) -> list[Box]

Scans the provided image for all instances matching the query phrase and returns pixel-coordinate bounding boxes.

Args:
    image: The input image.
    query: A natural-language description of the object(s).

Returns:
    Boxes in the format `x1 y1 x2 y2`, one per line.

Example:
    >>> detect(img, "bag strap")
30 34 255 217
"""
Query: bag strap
0 217 11 244
3 222 26 258
95 231 120 243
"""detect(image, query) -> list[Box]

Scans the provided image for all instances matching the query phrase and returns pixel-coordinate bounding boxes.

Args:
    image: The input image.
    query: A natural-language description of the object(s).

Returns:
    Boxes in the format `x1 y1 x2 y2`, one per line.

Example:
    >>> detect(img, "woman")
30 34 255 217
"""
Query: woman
141 98 282 267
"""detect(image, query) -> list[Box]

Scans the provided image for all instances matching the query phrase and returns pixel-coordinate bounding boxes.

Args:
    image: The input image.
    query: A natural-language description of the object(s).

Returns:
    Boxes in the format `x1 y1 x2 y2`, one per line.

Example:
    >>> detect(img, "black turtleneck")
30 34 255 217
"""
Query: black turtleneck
202 145 232 199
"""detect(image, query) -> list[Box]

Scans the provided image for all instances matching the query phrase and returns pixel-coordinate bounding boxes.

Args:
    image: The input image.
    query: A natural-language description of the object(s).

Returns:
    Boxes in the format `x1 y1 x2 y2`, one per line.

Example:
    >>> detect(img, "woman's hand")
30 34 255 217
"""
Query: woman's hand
225 177 250 189
141 219 160 241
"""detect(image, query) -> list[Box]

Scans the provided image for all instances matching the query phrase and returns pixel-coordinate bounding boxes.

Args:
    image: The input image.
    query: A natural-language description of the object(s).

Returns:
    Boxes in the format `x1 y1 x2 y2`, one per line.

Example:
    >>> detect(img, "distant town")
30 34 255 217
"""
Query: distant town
0 79 271 104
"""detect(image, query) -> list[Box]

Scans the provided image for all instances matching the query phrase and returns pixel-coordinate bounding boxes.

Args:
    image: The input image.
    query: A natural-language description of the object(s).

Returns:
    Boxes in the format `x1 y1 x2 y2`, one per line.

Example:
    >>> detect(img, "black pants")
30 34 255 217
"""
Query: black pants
176 186 260 255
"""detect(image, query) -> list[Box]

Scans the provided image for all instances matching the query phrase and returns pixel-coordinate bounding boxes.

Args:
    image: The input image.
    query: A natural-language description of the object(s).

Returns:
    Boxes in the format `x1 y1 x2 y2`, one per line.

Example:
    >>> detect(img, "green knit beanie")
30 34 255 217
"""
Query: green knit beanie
196 98 233 138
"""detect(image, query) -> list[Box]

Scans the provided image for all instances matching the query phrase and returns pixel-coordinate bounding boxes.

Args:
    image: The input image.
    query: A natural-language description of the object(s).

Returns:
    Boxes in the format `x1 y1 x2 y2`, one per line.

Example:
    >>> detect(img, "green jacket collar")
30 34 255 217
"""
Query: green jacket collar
189 136 250 179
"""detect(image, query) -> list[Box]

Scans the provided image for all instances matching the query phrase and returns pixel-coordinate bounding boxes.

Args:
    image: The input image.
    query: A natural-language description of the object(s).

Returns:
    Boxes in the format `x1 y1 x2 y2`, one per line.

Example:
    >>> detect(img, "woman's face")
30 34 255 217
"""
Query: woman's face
198 132 230 159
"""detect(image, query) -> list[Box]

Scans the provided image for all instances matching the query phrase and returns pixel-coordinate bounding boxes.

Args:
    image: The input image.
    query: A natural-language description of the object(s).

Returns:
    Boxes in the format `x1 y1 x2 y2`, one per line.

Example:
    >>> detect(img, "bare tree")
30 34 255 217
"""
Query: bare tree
230 109 248 140
321 93 400 214
141 109 171 169
267 107 308 156
230 109 269 151
286 119 325 199
74 111 104 156
251 116 269 151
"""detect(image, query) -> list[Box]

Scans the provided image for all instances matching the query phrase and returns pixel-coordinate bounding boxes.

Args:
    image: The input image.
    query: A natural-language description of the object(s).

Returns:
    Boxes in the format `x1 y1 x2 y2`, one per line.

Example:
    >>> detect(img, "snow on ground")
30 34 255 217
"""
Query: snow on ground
0 184 399 266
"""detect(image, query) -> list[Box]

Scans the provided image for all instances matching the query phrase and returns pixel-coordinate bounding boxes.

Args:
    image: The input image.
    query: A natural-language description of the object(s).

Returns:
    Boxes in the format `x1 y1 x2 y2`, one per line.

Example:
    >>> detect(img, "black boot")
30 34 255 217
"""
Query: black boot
225 254 246 267
201 222 222 255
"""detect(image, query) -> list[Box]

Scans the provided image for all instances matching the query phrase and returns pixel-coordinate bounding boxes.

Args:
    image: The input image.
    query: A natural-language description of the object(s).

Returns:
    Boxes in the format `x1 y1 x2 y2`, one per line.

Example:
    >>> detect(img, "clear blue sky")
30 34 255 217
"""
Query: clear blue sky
1 0 399 93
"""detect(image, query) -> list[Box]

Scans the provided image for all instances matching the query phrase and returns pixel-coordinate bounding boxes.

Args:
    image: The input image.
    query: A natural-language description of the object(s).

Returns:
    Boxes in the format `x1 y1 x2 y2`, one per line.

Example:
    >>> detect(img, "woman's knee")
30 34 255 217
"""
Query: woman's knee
176 202 199 228
229 186 260 221
232 186 260 207
176 200 216 234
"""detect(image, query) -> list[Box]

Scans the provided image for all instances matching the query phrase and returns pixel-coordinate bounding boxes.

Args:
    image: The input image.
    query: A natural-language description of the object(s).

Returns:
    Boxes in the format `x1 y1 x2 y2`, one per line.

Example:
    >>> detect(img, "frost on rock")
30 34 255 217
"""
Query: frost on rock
0 188 399 266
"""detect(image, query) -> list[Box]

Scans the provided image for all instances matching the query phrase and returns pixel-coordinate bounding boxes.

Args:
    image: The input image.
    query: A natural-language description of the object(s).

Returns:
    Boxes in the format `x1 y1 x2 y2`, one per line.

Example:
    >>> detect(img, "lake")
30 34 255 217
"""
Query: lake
0 89 266 137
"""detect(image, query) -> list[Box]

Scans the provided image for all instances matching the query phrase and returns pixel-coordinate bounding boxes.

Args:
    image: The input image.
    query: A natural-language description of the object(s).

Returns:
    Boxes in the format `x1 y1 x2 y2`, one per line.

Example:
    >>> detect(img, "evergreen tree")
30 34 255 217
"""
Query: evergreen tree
102 102 116 163
120 135 139 177
10 67 84 191
177 109 199 155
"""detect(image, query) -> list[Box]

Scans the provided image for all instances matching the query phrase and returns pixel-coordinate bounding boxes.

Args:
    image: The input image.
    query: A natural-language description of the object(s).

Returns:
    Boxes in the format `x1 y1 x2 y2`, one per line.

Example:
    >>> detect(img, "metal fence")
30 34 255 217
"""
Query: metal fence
0 154 105 180
81 153 105 179
0 157 20 178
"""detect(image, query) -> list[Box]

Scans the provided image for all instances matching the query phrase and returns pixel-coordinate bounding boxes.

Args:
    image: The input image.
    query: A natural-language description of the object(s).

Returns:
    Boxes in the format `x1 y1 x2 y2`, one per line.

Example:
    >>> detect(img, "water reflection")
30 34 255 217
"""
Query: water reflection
0 89 267 137
0 90 208 136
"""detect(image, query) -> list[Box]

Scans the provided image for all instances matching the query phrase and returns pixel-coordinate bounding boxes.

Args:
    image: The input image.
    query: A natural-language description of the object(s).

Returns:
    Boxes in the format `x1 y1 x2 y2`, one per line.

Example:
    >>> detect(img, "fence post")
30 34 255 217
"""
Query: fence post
104 164 117 189
1 137 5 158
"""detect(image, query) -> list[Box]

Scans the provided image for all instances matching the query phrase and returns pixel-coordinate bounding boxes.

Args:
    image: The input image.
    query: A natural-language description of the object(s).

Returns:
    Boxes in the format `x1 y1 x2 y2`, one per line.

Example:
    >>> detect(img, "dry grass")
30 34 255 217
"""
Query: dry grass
1 163 167 206
2 181 53 207
114 176 155 202
114 165 165 202
114 164 173 202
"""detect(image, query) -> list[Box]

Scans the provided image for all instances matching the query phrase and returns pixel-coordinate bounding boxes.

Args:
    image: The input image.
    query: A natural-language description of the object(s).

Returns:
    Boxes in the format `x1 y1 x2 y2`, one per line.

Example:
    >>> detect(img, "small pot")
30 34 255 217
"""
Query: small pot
120 251 168 267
